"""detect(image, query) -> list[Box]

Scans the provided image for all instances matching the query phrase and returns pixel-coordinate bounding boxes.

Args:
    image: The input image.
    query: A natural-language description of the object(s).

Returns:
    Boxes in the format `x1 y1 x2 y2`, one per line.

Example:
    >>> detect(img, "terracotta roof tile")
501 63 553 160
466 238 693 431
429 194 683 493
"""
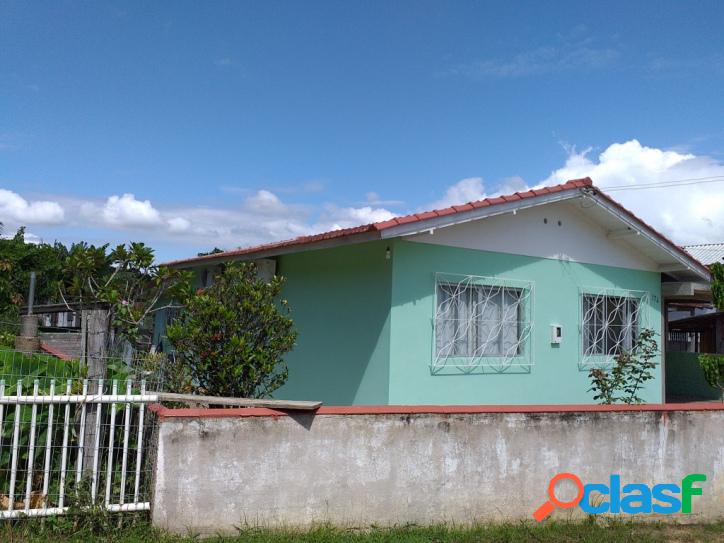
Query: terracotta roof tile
374 219 399 230
434 207 457 217
416 211 439 220
162 176 705 278
395 215 419 225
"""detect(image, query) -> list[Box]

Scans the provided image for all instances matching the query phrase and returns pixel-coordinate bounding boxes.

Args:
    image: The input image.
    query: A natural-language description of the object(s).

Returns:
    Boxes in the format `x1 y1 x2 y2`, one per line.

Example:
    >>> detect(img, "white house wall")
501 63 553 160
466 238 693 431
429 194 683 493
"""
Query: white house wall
406 198 659 272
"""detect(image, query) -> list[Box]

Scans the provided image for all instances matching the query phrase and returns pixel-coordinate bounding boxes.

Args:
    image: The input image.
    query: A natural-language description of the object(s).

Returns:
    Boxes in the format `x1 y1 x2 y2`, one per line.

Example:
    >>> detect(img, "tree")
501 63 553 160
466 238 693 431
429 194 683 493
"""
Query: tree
711 262 724 312
0 228 67 334
61 241 192 348
588 328 659 404
0 230 191 349
698 354 724 401
167 262 297 398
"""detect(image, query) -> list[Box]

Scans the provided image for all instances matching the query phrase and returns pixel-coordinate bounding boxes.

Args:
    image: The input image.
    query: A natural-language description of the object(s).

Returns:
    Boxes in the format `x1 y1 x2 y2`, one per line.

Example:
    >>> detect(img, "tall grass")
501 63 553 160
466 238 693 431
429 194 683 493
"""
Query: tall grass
1 519 722 543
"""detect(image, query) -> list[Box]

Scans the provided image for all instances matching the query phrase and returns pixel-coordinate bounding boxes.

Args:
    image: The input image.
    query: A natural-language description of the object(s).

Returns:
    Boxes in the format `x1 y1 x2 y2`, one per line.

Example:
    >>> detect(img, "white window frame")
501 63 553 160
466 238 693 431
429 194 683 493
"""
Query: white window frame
579 287 649 370
431 273 534 374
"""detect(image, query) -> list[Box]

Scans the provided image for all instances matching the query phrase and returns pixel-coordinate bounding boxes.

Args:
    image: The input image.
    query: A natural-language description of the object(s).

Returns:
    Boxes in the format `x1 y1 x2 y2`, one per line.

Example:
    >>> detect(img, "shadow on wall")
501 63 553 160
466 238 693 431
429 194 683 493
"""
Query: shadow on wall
274 241 392 405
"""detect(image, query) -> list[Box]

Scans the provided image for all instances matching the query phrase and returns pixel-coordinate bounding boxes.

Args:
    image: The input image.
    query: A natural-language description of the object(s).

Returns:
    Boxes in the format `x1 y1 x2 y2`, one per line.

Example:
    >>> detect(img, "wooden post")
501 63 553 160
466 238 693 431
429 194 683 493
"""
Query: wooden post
14 271 40 353
81 308 110 477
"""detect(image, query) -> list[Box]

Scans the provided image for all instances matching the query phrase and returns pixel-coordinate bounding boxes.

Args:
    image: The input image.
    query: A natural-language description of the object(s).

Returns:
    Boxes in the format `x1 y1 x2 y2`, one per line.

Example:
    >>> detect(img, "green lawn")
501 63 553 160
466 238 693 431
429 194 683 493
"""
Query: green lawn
2 517 722 543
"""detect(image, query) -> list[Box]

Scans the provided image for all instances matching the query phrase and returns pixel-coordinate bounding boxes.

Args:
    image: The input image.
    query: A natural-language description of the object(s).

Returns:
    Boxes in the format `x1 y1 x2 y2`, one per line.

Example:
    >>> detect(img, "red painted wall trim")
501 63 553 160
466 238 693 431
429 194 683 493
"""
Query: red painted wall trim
148 402 724 420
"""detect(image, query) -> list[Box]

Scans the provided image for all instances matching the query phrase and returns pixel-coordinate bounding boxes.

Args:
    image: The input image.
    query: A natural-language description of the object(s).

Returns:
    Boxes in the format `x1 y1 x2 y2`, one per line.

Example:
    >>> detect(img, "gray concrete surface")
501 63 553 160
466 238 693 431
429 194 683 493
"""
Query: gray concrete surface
151 408 724 534
39 332 82 359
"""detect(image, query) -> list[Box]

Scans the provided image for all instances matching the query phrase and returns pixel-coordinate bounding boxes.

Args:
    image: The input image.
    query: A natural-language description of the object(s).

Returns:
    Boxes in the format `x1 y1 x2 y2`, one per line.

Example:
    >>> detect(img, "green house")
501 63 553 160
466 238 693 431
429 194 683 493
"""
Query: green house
159 178 710 405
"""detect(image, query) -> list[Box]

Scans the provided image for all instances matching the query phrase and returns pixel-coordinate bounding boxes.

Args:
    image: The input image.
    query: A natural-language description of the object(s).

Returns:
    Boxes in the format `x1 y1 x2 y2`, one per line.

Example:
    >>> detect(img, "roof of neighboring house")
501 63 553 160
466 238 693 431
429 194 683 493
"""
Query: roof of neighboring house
668 310 724 329
684 243 724 266
163 177 711 280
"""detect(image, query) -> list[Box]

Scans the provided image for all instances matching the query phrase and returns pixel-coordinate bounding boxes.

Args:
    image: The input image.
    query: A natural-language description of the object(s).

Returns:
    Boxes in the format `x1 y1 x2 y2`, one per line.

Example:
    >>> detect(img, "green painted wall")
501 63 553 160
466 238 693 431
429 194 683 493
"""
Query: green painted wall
274 241 392 405
665 351 722 401
388 239 664 405
158 238 666 406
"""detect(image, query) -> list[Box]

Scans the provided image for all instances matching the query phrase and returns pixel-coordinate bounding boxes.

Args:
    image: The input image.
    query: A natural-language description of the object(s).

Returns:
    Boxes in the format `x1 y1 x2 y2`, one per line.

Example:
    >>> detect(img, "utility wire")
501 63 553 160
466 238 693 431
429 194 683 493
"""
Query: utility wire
601 175 724 192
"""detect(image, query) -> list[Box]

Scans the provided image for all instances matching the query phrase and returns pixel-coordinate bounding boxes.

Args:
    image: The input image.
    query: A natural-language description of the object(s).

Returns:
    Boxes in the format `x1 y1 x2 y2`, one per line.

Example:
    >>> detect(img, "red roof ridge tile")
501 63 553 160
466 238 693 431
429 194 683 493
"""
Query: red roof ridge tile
160 176 706 277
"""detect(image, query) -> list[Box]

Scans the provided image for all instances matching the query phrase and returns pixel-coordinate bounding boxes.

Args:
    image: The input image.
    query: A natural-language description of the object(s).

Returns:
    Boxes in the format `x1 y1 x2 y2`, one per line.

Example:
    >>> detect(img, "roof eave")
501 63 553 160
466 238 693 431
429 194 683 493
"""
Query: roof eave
380 186 710 281
586 190 711 282
162 180 711 281
165 229 383 268
378 189 583 239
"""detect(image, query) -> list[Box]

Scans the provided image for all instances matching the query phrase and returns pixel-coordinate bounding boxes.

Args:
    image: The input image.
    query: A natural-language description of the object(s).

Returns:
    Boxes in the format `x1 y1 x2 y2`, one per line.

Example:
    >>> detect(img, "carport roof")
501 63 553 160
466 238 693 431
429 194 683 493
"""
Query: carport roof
684 243 724 266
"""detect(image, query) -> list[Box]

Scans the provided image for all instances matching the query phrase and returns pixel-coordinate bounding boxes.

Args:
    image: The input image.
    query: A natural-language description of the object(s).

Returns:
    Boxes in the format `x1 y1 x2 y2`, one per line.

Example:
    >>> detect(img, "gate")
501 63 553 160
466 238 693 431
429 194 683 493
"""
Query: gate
0 378 157 518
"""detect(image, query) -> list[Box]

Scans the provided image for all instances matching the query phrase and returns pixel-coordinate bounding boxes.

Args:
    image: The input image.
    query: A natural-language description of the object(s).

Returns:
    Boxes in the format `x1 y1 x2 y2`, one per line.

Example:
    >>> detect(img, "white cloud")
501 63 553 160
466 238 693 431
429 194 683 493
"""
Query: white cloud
82 193 163 227
422 141 724 245
167 217 191 233
159 192 395 248
494 176 528 196
22 231 41 244
315 204 395 231
0 188 65 225
428 177 486 209
448 27 620 79
0 229 41 244
540 140 724 244
244 190 287 214
6 139 723 259
365 191 404 206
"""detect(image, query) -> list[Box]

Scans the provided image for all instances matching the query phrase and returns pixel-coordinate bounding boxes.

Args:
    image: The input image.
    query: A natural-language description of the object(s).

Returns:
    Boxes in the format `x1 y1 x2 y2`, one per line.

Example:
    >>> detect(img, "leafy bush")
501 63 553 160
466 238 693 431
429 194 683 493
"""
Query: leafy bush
698 353 724 400
711 262 724 311
588 328 659 404
0 330 14 347
167 262 297 398
0 227 67 313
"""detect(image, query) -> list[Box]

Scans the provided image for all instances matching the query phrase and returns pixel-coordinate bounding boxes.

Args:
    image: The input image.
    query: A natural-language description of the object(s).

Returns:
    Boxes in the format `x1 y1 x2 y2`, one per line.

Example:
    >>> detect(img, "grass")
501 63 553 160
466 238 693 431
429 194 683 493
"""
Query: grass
1 516 722 543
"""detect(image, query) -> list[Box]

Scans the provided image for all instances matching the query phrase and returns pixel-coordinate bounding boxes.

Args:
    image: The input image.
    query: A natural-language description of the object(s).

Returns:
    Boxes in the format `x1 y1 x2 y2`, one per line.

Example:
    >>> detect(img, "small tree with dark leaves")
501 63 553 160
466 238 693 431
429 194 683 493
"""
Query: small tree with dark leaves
167 262 297 398
698 354 724 401
710 262 724 312
588 328 659 404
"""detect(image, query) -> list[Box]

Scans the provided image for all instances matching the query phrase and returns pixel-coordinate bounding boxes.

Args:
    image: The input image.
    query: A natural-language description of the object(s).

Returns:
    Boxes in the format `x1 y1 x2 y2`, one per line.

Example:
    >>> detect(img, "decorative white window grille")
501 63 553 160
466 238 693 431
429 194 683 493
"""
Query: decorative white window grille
432 273 533 374
579 287 649 370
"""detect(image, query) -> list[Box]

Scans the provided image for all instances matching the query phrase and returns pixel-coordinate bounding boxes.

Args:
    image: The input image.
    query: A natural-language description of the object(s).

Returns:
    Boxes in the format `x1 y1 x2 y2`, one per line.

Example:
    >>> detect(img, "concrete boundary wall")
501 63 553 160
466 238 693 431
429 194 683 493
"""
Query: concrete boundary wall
149 403 724 535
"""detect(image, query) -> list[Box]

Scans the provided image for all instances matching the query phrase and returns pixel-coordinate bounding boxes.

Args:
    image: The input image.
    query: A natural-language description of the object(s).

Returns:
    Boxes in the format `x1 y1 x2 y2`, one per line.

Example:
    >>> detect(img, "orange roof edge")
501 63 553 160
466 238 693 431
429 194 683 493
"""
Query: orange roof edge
161 176 708 277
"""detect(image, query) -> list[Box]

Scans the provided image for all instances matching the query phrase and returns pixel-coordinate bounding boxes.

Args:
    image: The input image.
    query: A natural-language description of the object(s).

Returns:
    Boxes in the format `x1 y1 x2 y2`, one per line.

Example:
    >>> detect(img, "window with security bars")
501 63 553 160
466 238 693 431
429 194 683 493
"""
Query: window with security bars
582 294 641 357
435 282 523 358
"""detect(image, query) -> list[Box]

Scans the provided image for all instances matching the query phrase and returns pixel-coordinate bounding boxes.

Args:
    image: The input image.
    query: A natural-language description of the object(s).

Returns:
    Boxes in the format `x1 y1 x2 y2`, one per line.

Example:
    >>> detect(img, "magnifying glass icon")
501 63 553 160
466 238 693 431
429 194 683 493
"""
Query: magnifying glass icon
533 472 584 522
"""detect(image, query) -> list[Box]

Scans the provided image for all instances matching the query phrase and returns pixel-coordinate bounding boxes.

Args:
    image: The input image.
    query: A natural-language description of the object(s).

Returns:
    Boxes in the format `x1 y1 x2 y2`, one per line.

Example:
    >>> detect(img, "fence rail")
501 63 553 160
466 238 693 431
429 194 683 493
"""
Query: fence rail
0 378 156 519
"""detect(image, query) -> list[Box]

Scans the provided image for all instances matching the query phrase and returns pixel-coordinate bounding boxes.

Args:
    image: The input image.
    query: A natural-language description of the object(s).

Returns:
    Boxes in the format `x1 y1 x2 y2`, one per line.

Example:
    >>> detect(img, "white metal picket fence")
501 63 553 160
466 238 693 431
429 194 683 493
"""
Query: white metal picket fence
0 378 158 519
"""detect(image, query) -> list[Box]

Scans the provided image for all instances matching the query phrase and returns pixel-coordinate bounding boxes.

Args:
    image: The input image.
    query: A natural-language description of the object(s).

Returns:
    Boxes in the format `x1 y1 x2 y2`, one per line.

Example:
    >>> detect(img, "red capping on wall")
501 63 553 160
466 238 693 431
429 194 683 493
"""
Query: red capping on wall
147 402 724 420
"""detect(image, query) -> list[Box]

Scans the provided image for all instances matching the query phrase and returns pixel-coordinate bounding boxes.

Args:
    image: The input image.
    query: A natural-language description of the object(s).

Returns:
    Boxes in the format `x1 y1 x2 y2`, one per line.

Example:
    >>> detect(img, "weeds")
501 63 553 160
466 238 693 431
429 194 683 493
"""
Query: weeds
0 517 722 543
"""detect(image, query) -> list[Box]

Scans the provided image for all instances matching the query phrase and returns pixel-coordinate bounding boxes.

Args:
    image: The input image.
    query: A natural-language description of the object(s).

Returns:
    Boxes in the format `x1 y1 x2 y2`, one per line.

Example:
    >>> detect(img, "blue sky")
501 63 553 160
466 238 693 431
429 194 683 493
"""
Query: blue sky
2 1 724 260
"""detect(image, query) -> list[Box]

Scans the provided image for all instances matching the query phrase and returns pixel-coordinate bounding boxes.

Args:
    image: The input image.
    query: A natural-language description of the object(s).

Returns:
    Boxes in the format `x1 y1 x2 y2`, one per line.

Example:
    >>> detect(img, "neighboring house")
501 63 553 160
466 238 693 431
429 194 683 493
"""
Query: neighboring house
159 178 710 405
665 242 723 321
684 243 724 267
664 243 723 401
